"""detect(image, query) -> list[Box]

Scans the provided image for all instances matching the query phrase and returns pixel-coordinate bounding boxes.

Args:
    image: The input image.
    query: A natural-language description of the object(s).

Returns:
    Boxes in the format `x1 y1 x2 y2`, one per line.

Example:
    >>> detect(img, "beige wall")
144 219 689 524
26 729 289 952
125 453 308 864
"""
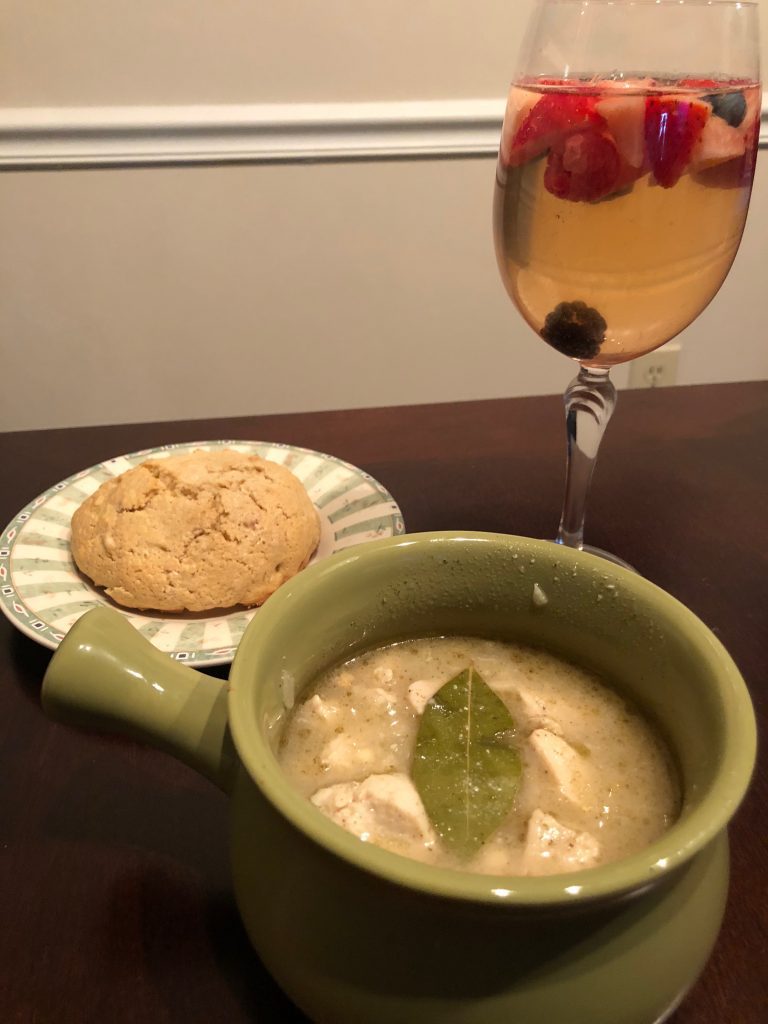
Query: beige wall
2 155 767 432
0 0 536 106
3 0 765 108
1 1 766 432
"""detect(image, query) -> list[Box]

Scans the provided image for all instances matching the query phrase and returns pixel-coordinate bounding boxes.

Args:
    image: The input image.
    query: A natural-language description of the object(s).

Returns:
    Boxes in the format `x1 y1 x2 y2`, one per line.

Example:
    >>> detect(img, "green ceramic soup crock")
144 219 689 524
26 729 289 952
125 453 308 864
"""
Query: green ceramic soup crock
42 532 756 1024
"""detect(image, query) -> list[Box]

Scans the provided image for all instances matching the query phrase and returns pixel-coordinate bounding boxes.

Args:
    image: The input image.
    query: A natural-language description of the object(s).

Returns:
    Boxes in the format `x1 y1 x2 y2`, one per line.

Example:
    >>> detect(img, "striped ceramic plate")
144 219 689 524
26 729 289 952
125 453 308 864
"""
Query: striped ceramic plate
0 440 405 666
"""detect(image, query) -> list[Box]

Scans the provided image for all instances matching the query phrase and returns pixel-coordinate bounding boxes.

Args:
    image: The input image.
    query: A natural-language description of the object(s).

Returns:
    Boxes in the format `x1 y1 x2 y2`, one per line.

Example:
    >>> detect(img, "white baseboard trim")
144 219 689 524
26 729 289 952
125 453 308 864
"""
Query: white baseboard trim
1 95 766 170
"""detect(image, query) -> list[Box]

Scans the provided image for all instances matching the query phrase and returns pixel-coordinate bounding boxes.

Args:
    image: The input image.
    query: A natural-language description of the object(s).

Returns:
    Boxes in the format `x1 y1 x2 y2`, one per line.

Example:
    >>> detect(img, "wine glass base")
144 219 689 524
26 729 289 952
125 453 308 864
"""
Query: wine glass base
576 544 637 574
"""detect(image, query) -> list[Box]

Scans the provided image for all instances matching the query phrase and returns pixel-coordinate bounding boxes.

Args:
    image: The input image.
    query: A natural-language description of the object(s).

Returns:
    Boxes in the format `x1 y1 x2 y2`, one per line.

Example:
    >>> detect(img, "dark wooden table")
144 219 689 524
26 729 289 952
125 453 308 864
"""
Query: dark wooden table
1 382 766 1023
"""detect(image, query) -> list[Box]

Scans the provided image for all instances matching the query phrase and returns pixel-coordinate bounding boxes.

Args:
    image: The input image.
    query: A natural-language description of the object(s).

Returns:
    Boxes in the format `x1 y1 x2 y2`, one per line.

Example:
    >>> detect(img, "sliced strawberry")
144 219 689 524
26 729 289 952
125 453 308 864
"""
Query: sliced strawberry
533 77 574 87
680 77 754 93
506 93 603 167
645 96 710 187
544 130 621 202
678 77 720 91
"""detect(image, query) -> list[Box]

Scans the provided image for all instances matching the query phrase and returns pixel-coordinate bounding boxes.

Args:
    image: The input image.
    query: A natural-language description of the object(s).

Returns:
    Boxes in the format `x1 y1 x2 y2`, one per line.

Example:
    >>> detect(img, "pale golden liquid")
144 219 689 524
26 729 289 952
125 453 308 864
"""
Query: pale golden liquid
494 102 755 366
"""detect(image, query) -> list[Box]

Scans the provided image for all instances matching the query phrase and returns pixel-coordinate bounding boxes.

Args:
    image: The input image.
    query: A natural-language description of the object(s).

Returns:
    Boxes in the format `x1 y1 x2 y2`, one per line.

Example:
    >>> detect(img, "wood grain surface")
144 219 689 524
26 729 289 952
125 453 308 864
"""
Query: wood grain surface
1 382 765 1023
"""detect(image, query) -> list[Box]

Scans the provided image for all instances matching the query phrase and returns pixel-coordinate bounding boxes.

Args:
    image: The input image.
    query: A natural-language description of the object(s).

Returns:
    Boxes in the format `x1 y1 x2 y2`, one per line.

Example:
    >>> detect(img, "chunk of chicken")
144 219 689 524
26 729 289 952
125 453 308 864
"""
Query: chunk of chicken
319 734 377 772
304 694 337 721
406 678 442 714
290 693 340 730
491 680 564 735
528 728 594 811
311 773 437 853
315 688 401 774
522 809 600 876
373 665 395 687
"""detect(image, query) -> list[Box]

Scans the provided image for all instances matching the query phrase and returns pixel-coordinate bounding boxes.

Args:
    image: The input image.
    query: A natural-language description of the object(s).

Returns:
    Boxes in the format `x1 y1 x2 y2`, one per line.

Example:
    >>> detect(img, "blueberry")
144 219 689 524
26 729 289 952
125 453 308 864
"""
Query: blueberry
703 91 747 128
540 301 606 360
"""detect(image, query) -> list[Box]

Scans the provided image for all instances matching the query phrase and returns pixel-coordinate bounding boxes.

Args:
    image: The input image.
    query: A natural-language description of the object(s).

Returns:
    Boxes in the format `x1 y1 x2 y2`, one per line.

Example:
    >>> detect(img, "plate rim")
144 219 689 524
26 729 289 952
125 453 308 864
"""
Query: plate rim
0 439 405 666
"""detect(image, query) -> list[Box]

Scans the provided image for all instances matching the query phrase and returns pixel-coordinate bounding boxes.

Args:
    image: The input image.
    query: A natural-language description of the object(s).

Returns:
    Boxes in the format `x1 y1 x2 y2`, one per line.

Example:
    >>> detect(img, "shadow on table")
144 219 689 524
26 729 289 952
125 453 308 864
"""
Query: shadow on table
36 751 309 1022
205 891 311 1023
131 868 310 1023
9 627 53 703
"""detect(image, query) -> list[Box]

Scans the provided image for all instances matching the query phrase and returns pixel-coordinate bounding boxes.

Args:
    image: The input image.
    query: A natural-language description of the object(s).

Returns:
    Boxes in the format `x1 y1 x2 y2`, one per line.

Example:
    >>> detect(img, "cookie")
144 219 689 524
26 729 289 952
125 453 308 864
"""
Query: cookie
70 448 320 612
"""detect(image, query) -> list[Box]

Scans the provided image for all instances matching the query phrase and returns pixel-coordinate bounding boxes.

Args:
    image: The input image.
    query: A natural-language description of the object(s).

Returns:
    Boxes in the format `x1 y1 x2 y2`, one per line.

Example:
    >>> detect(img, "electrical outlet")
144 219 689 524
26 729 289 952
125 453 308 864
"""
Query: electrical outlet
627 344 681 389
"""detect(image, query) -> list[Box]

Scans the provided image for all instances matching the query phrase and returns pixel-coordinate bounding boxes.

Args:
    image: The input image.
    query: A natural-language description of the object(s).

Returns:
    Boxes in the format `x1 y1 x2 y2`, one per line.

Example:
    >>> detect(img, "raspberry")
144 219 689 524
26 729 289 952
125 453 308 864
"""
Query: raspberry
543 131 621 202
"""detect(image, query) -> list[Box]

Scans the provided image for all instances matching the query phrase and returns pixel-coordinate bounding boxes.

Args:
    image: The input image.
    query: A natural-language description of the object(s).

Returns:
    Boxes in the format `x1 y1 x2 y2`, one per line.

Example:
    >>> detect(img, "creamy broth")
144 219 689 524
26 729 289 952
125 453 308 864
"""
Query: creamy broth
278 637 679 876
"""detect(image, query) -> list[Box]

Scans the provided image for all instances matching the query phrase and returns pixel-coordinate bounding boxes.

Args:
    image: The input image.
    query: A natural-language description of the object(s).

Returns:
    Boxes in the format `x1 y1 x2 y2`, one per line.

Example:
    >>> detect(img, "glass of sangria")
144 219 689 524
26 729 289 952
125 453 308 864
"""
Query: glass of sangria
493 0 760 567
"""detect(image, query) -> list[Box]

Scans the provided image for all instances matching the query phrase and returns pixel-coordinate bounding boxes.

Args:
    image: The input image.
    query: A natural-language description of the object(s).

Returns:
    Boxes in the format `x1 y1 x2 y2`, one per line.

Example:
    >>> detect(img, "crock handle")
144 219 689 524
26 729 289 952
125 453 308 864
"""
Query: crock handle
42 606 238 794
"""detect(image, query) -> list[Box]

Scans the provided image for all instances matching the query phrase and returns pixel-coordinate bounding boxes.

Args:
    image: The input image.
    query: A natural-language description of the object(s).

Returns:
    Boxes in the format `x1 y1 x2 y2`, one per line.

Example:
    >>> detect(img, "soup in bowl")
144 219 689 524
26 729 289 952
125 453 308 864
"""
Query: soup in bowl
42 532 756 1024
280 634 681 877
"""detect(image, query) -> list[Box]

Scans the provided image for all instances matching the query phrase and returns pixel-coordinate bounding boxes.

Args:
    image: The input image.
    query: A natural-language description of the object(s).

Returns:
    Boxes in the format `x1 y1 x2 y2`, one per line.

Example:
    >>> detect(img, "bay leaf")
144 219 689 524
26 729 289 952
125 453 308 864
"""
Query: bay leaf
411 666 521 860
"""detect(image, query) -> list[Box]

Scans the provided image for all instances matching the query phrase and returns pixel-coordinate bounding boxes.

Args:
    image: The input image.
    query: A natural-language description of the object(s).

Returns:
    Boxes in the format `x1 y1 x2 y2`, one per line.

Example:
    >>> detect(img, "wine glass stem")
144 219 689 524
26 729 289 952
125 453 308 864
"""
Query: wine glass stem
556 366 616 550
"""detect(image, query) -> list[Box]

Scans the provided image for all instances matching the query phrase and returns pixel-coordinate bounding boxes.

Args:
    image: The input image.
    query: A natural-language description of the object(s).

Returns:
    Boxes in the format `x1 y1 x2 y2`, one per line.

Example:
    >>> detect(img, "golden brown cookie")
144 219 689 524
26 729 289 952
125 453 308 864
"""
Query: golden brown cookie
70 449 320 612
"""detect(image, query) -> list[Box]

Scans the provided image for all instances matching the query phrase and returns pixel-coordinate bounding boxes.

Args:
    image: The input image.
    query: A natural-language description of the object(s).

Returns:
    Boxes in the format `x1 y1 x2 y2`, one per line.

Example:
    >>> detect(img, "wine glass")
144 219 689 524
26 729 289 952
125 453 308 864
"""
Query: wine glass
493 0 760 568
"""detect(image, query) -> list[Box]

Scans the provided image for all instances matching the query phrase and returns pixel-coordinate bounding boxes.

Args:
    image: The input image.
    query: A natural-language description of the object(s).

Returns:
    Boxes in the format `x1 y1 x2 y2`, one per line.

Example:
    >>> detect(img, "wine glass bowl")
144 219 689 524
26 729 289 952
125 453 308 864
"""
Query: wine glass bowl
493 0 760 562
